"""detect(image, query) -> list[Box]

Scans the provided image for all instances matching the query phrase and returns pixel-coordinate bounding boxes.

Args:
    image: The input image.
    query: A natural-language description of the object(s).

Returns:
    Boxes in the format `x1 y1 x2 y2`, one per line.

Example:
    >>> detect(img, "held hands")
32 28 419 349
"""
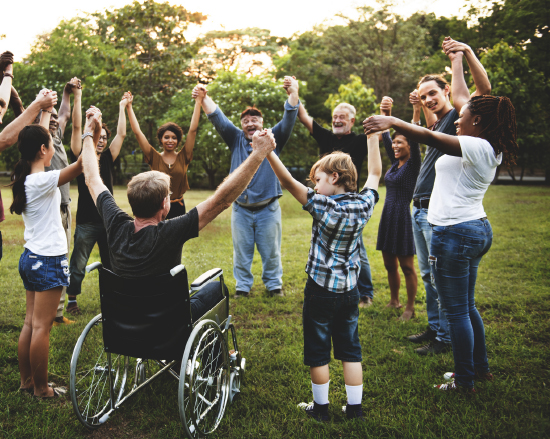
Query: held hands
85 106 102 144
380 96 393 116
37 89 58 111
442 37 469 61
363 116 393 135
65 77 82 95
283 76 299 96
120 91 132 108
192 84 207 100
251 129 276 155
409 89 422 109
0 51 14 76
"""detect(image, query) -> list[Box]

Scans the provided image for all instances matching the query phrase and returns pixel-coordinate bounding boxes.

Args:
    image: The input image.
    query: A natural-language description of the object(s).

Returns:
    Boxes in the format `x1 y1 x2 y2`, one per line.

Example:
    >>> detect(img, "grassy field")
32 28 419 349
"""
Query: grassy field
0 182 549 438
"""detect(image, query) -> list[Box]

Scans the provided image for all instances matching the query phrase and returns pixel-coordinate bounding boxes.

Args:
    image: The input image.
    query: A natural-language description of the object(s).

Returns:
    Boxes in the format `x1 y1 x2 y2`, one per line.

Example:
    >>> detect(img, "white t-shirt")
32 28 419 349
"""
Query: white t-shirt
22 170 68 256
428 136 502 226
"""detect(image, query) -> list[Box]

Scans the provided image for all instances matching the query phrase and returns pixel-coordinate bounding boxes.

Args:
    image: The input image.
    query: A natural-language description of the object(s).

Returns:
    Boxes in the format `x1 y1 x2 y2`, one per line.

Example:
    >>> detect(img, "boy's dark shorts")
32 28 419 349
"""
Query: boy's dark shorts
19 248 70 292
303 276 362 367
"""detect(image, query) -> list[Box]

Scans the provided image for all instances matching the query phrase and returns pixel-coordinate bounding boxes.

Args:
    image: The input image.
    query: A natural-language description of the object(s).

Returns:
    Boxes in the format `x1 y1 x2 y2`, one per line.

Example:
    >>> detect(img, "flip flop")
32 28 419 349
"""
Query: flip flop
33 385 67 400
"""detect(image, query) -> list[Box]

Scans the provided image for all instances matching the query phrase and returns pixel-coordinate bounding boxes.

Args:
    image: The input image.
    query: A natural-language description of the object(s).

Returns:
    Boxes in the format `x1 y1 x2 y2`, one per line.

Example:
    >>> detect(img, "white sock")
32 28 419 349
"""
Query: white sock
311 380 330 405
345 384 363 405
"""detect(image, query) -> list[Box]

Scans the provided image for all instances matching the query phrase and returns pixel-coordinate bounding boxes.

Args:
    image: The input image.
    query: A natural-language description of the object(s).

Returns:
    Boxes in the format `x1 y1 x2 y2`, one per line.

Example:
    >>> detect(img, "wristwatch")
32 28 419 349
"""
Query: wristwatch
82 132 94 140
411 120 422 126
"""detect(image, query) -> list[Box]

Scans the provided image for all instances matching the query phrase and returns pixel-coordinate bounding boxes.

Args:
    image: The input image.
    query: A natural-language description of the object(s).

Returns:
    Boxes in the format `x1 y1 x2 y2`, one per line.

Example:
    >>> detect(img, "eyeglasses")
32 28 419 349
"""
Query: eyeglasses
99 136 108 140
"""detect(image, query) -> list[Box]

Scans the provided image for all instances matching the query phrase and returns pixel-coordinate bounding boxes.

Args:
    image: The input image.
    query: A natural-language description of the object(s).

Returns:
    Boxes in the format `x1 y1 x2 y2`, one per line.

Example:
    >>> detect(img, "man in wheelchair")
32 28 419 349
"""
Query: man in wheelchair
81 107 276 317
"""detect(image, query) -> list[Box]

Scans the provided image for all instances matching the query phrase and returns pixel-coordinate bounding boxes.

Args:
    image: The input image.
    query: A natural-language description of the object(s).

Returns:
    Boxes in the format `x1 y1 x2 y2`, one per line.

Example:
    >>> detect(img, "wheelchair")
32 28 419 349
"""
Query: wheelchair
69 262 245 438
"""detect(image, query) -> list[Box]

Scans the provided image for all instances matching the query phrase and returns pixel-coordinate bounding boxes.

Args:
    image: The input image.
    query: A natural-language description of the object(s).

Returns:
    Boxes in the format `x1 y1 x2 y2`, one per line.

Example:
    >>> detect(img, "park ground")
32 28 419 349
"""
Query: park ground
0 183 549 438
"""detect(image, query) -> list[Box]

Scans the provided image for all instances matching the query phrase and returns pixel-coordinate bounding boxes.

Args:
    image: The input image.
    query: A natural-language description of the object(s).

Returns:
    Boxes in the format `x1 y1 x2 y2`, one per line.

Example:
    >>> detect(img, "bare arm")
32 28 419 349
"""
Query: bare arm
0 53 14 123
0 92 57 152
58 154 83 186
125 92 153 157
363 116 461 157
108 95 129 161
363 134 382 191
196 130 276 231
266 151 308 205
182 89 204 163
192 85 217 115
82 109 109 204
410 89 437 127
297 103 313 134
57 82 73 134
70 80 82 156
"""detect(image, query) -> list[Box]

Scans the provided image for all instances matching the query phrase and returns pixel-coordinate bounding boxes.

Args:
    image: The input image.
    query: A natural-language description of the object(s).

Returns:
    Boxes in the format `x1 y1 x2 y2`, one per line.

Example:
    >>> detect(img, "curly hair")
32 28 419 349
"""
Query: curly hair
309 151 357 192
156 122 183 146
101 123 111 139
468 95 518 167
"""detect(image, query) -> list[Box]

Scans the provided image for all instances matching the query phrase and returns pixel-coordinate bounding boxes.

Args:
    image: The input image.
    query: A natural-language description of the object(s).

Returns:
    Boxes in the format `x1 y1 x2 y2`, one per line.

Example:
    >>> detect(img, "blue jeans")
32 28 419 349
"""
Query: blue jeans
67 223 111 296
231 201 282 292
19 248 70 292
412 207 450 344
303 277 361 367
357 233 374 300
430 219 492 388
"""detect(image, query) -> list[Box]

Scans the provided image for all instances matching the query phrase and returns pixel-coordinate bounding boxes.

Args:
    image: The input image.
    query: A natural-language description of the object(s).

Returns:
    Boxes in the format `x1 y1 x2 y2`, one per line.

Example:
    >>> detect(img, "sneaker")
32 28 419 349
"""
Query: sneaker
342 403 365 421
358 297 373 308
52 316 75 326
434 379 476 393
415 340 451 355
269 289 284 298
407 327 437 343
66 303 82 316
235 290 249 299
297 401 329 423
444 371 494 382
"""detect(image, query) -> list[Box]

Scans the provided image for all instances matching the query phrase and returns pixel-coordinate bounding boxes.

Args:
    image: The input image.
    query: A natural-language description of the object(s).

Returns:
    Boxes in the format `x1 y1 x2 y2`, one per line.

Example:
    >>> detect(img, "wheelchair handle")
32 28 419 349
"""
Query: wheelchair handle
190 268 223 291
86 262 103 273
170 264 186 277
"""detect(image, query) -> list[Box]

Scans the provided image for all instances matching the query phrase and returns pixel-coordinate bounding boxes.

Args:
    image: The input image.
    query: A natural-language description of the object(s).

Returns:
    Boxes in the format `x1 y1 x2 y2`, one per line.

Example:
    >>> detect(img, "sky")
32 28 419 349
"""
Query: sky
0 0 474 61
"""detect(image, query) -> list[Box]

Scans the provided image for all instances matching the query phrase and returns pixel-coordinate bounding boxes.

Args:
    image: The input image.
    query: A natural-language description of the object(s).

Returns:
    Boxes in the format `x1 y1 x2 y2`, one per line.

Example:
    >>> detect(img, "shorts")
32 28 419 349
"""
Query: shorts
19 248 70 292
302 276 362 367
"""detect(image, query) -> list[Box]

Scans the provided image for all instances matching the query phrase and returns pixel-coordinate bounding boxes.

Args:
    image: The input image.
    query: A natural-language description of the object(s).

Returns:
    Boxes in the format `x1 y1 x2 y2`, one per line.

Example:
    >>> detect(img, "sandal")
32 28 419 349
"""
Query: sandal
33 386 67 400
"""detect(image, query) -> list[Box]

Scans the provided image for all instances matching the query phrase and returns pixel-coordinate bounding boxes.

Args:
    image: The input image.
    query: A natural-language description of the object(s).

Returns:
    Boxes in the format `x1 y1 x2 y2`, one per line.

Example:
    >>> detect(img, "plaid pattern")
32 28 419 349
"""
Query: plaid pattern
303 187 379 293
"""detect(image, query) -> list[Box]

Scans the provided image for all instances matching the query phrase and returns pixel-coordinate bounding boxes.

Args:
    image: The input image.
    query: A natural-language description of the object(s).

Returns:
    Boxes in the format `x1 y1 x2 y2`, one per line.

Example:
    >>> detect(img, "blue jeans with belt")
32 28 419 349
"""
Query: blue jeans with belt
430 218 493 388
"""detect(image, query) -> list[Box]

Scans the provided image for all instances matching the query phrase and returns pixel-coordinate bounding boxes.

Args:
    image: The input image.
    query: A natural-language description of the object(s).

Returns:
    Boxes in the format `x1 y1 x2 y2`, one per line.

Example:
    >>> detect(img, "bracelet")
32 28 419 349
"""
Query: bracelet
411 120 422 126
43 109 53 114
3 72 14 79
82 132 94 140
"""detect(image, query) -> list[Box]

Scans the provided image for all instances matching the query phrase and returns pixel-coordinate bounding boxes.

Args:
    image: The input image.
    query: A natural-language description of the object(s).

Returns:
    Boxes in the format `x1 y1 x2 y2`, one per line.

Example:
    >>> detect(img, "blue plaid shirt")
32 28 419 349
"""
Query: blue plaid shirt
303 187 379 293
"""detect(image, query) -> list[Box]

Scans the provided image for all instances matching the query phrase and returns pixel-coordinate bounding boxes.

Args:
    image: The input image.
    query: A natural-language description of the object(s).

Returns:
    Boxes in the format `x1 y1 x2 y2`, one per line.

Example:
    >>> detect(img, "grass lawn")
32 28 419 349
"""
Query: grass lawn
0 182 549 438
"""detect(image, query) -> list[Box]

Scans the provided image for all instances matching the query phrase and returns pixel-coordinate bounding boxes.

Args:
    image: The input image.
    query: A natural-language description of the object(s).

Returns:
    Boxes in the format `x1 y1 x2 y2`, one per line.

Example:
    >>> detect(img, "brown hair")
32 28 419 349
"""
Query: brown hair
309 151 357 192
127 171 170 218
156 122 183 146
101 123 111 139
418 74 450 91
467 95 518 167
240 106 263 119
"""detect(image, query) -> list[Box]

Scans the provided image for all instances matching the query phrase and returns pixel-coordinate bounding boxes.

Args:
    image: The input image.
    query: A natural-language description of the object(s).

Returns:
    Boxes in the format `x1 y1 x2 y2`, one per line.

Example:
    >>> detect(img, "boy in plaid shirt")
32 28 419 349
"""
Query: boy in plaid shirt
263 132 382 422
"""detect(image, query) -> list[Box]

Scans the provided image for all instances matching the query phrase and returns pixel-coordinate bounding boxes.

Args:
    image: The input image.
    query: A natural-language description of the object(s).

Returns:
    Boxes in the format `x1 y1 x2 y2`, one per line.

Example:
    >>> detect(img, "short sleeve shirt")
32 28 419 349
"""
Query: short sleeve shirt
96 191 199 277
311 121 368 187
145 147 190 200
45 126 71 205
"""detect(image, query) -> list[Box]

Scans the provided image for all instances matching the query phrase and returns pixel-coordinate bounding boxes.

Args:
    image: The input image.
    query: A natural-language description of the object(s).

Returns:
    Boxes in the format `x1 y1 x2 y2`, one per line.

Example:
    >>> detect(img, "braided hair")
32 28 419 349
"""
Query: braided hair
467 95 518 167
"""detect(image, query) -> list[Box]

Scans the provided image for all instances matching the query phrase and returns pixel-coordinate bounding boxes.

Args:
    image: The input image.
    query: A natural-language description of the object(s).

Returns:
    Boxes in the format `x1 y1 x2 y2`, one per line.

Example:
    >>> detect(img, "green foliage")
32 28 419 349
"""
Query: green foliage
324 75 378 122
164 71 316 188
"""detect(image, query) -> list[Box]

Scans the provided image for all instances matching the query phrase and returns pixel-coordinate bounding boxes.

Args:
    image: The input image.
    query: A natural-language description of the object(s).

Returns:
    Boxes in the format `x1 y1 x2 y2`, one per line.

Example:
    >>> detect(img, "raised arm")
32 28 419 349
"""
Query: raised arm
0 91 57 152
57 81 73 134
0 51 14 124
443 37 491 112
108 93 129 161
195 130 276 230
266 151 308 205
297 103 313 134
410 89 436 128
272 77 300 153
363 134 382 191
192 84 217 115
38 90 54 131
125 91 153 157
82 108 109 203
363 116 461 157
182 87 205 163
69 78 82 156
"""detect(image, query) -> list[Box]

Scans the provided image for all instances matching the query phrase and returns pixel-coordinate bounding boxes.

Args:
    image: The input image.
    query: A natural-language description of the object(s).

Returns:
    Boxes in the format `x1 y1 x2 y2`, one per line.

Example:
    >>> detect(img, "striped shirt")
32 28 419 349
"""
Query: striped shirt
303 187 379 293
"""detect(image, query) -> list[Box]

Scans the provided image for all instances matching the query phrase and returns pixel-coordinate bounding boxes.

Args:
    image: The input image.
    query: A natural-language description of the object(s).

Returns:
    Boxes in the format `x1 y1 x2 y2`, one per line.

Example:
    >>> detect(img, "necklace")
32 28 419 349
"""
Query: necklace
168 163 172 169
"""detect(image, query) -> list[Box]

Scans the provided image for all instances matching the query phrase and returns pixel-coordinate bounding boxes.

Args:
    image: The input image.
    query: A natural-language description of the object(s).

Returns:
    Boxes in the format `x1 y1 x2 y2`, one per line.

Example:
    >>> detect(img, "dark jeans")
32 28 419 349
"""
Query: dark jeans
190 282 226 322
430 219 493 388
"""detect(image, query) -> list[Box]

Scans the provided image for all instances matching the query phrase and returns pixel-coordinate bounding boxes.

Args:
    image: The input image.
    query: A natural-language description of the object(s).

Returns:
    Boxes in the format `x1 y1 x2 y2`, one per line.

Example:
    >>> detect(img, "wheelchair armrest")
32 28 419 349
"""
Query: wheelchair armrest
86 262 103 273
170 264 186 277
190 268 223 292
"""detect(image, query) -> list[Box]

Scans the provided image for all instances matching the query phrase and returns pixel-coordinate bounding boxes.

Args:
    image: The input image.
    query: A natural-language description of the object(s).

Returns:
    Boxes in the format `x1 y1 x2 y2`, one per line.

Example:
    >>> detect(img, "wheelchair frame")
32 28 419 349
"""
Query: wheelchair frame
69 263 246 438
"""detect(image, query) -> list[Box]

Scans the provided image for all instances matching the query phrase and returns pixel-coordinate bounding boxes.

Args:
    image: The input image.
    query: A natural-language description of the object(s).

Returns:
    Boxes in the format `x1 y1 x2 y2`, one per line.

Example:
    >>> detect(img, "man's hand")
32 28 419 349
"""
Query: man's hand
363 115 394 135
442 37 471 57
124 91 134 107
380 96 393 116
192 84 207 100
251 129 276 155
409 89 422 110
0 51 14 75
36 89 57 110
120 92 131 108
65 77 82 95
85 106 102 144
283 76 299 96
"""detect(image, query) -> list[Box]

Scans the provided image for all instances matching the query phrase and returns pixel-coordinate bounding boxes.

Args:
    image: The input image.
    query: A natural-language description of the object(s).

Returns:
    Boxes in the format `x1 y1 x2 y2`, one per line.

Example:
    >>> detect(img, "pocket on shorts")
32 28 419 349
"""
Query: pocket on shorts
60 257 70 283
24 253 49 284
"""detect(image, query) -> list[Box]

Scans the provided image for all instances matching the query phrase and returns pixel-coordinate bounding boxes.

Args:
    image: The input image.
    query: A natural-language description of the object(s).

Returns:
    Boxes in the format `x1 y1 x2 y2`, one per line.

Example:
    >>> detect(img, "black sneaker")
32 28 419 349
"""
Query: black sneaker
235 290 249 299
297 401 329 423
342 403 365 421
269 289 284 298
415 340 451 355
407 327 437 344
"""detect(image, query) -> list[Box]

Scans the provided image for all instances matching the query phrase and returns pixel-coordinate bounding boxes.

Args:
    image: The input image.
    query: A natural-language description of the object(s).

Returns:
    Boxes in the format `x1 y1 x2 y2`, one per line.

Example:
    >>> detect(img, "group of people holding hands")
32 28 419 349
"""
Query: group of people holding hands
0 35 518 423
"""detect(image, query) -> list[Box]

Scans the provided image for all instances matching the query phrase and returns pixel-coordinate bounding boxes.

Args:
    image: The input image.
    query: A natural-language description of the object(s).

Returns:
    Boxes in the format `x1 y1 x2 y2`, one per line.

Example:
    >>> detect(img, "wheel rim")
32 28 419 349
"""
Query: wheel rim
70 315 128 429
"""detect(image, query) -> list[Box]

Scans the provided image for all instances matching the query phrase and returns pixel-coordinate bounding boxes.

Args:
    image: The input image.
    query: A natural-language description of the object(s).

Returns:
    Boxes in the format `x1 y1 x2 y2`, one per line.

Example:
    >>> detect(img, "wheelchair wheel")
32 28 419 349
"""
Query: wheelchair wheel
70 314 128 429
178 320 230 438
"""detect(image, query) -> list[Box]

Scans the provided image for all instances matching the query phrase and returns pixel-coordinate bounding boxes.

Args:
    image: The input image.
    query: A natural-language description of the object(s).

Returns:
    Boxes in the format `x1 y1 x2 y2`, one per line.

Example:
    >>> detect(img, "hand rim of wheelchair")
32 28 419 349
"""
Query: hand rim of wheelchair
178 319 230 438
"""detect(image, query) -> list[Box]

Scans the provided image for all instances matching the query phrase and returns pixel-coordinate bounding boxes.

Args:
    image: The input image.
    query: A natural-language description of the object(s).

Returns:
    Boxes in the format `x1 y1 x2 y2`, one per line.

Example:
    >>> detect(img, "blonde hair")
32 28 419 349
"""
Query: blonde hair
333 103 357 119
127 171 170 218
309 151 357 192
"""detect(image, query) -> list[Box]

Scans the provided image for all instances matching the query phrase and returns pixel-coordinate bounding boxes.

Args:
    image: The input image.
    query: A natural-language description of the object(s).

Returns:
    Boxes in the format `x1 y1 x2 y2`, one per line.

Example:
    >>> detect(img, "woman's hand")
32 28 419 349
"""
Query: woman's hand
192 84 207 100
380 96 393 116
120 92 132 108
363 116 394 135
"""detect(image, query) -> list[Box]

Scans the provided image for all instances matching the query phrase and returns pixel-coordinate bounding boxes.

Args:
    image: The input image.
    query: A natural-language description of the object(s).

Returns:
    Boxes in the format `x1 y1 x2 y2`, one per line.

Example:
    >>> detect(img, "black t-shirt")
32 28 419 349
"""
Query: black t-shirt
70 149 115 224
311 121 368 186
96 191 199 278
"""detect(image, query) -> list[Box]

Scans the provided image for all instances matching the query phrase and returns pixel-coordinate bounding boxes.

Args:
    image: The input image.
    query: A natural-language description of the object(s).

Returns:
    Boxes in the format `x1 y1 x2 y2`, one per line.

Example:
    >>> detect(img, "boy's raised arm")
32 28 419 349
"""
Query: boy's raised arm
363 134 382 191
266 151 308 205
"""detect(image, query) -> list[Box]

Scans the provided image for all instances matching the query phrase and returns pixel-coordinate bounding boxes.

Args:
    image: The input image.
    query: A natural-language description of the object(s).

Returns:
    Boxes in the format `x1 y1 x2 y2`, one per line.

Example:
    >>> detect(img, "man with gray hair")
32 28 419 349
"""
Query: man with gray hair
294 88 375 307
81 107 278 316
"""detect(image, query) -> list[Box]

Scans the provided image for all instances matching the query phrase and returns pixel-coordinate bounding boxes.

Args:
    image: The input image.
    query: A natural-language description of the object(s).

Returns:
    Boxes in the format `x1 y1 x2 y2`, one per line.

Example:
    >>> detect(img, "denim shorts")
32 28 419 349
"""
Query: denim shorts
19 248 70 292
302 276 362 367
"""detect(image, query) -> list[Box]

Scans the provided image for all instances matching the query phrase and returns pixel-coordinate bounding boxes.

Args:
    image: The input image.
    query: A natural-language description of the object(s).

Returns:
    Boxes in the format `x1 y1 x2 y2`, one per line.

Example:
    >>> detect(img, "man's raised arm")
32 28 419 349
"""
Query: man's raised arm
82 107 108 203
196 130 276 231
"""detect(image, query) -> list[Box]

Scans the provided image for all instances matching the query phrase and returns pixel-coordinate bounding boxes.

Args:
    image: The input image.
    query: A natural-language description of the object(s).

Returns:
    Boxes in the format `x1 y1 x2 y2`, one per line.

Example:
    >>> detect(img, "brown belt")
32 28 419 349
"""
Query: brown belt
170 197 184 206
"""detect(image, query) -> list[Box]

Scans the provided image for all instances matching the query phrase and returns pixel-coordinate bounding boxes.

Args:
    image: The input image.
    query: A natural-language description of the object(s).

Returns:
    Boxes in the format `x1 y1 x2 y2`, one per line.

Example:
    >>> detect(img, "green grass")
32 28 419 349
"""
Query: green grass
0 183 549 438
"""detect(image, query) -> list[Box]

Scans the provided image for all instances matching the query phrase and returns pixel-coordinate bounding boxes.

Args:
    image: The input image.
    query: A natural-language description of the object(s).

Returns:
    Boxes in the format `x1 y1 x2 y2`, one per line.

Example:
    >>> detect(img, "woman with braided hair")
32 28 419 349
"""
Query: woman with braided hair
363 94 518 392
